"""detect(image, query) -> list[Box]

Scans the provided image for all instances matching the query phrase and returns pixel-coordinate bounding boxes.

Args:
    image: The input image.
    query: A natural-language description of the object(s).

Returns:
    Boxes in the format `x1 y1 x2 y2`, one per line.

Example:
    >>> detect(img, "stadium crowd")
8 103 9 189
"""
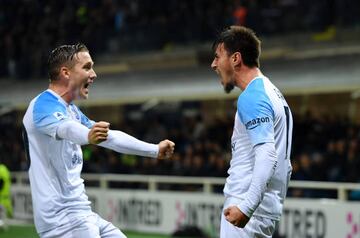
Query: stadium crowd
0 102 359 197
1 0 359 79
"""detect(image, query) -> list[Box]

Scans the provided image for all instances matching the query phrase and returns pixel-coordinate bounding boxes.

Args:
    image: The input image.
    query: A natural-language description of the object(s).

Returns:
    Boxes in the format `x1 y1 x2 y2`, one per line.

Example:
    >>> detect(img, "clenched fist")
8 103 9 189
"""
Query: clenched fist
157 139 175 159
224 206 249 228
88 121 110 144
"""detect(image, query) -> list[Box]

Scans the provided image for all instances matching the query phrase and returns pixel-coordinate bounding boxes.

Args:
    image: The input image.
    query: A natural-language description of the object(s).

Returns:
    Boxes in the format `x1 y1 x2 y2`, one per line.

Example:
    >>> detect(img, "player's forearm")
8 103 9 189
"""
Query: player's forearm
56 120 90 145
99 130 158 158
237 142 277 217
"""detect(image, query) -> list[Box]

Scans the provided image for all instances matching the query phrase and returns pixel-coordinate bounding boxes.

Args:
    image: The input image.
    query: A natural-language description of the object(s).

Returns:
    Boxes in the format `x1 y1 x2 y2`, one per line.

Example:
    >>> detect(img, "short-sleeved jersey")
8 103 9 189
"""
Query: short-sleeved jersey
22 89 95 233
224 76 293 220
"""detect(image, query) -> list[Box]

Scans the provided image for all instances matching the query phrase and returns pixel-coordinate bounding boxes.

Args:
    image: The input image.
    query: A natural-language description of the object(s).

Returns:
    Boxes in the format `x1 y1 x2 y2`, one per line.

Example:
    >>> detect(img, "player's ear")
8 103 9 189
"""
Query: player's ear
232 52 242 67
59 66 70 80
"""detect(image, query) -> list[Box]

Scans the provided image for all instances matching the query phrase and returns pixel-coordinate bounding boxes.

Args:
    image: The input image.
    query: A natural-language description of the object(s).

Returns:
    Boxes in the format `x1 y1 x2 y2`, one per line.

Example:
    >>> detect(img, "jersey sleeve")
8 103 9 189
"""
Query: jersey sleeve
33 95 69 138
237 84 275 146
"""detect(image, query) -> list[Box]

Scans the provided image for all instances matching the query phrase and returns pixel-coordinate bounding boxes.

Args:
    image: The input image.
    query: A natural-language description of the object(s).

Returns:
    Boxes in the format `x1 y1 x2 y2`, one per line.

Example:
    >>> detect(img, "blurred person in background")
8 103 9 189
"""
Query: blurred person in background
211 26 293 238
22 43 175 238
0 162 13 229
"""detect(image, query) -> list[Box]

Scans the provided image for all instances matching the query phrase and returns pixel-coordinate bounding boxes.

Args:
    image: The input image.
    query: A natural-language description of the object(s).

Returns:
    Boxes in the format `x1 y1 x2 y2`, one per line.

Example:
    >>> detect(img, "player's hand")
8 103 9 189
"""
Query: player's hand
157 139 175 159
88 121 110 144
224 206 250 228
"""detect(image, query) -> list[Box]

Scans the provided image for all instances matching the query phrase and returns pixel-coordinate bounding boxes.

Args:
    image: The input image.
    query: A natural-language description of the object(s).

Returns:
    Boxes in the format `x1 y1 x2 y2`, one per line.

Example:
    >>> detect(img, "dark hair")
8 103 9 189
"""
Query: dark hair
212 26 261 67
47 43 88 81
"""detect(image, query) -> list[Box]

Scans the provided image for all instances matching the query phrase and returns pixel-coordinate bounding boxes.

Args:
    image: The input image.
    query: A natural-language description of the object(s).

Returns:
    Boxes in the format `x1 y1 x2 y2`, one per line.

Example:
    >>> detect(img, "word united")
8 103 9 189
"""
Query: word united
245 117 270 130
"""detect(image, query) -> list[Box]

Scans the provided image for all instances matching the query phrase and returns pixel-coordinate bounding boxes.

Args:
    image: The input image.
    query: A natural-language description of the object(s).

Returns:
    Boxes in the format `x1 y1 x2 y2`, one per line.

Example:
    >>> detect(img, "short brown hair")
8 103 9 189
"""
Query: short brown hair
47 43 88 81
212 26 261 67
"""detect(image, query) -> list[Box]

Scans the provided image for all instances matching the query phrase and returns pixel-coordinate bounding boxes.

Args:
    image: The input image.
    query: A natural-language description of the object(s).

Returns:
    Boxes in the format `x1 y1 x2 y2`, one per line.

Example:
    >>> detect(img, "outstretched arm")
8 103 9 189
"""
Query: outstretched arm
99 130 175 159
56 120 175 159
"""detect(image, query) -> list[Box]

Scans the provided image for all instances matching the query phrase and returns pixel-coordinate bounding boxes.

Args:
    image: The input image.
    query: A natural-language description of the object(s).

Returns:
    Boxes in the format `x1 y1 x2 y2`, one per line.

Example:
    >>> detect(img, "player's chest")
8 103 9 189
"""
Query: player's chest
66 105 81 122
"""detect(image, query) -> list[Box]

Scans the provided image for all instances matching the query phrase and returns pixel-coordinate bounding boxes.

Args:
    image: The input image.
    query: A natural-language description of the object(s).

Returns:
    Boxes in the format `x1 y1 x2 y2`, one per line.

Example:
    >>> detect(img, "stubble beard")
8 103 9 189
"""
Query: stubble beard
224 83 234 94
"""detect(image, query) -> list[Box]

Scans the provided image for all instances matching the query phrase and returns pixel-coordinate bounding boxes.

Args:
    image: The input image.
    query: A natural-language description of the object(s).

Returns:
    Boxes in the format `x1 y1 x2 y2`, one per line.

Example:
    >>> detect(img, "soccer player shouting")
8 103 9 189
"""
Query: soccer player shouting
23 43 175 238
211 26 293 238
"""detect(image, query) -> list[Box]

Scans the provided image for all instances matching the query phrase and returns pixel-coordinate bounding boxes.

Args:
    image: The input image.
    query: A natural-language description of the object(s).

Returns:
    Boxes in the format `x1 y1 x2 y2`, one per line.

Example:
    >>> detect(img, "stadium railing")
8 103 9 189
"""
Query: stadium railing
10 172 360 201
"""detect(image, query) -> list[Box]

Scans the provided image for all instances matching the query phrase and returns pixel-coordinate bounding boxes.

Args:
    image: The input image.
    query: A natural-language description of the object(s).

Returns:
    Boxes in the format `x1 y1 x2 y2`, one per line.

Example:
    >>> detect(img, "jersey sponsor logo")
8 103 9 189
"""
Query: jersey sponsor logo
53 111 65 121
245 117 270 130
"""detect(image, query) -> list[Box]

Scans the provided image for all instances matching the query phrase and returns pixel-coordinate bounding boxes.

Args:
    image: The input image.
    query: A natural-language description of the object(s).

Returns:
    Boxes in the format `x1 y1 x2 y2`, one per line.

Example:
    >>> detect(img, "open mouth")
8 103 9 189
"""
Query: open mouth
84 83 90 89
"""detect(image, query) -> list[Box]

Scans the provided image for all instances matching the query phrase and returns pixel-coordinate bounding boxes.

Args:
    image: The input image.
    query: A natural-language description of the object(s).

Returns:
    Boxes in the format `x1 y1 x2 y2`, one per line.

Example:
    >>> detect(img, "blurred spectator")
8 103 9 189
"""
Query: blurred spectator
0 163 13 218
232 0 247 26
345 139 360 182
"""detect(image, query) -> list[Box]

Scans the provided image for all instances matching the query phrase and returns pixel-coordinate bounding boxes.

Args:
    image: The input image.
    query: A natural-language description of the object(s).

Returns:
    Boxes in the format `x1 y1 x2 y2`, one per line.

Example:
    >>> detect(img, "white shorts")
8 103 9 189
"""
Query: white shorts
39 213 126 238
220 212 278 238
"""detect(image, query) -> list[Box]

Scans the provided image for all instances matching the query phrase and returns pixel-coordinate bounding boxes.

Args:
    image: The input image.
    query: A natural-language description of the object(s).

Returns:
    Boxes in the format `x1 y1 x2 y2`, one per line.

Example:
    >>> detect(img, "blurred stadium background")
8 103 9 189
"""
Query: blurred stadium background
1 0 360 237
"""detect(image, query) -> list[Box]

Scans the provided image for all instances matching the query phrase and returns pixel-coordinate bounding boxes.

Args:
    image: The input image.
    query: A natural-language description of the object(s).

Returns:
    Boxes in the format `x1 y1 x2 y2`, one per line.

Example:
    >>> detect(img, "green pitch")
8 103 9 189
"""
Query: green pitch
0 225 171 238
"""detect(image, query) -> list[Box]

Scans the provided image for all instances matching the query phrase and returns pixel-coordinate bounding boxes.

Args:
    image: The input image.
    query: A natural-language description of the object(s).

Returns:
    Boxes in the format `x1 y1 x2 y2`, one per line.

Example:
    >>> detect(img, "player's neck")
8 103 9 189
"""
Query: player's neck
49 83 72 104
236 67 263 91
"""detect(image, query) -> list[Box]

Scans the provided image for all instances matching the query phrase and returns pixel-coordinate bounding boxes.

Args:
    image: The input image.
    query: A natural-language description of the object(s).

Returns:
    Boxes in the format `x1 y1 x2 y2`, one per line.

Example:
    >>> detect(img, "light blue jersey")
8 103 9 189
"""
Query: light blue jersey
23 89 95 233
224 77 293 220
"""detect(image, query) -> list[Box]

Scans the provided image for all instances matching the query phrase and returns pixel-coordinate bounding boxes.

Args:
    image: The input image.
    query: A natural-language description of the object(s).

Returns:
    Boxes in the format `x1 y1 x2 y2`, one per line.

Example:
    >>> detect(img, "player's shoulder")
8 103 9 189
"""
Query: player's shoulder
238 77 271 108
33 90 66 115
